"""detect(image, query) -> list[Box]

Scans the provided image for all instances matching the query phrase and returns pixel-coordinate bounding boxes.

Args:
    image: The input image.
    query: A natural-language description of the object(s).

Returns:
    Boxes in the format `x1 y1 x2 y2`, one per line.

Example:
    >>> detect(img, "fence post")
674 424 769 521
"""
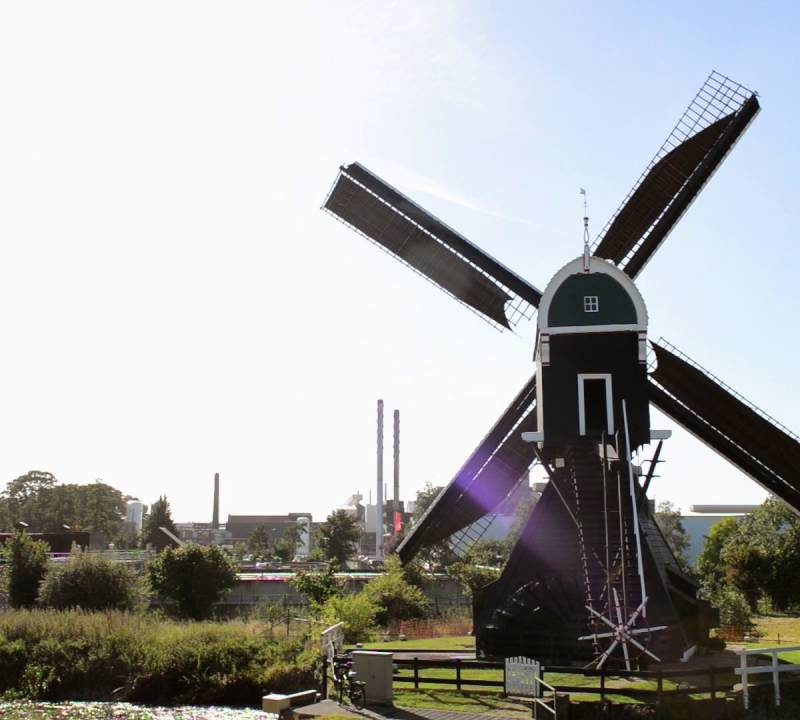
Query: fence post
554 692 569 718
321 655 328 700
741 651 749 711
657 670 663 704
709 666 716 700
456 658 462 692
600 668 605 703
772 650 781 707
503 659 507 695
414 657 419 689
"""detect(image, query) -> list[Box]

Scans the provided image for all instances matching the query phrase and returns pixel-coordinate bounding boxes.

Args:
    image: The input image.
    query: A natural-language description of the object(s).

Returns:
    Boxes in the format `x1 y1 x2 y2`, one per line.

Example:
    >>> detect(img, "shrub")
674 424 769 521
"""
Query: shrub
38 549 147 611
715 586 752 629
321 593 378 643
362 557 429 627
449 561 501 597
290 563 341 608
0 609 314 704
3 532 49 608
147 544 237 620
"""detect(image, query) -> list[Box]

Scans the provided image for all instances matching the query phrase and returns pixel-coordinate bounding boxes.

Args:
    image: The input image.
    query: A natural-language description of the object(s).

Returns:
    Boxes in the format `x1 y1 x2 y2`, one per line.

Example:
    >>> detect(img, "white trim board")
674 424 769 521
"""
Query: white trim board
577 373 614 436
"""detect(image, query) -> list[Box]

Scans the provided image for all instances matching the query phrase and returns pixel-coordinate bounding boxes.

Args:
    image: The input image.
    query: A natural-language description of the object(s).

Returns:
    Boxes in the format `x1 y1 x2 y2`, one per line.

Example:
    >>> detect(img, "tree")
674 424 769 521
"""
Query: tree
695 498 800 613
411 483 457 571
38 547 147 611
143 495 178 550
2 531 49 608
290 563 341 607
274 523 305 562
696 517 738 598
0 471 57 531
248 524 274 559
463 540 510 568
0 473 128 538
315 510 360 568
362 555 429 627
320 593 378 643
655 501 691 572
148 543 238 619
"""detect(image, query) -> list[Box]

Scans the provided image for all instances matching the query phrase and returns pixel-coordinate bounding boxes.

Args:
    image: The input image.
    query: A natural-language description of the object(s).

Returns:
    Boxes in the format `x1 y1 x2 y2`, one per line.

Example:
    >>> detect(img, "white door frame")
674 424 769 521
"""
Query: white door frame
577 373 614 436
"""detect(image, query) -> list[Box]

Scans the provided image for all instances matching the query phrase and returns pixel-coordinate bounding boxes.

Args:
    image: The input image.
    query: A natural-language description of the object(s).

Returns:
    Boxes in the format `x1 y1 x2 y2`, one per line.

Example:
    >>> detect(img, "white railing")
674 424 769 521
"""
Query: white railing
505 657 562 717
736 645 800 709
532 673 559 718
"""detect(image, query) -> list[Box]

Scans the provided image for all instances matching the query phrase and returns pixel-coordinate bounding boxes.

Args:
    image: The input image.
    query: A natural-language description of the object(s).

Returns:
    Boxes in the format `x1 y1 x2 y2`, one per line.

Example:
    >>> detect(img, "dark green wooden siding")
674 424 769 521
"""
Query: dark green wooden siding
547 273 638 327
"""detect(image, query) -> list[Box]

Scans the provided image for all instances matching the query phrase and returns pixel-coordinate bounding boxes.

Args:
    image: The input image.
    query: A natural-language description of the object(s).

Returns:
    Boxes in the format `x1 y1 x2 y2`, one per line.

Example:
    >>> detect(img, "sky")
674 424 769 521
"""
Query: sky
0 2 798 524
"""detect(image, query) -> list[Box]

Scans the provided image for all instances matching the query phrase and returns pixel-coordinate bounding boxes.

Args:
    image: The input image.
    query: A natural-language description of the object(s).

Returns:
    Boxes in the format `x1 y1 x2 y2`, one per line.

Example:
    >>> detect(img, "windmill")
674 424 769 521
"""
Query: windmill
322 71 800 668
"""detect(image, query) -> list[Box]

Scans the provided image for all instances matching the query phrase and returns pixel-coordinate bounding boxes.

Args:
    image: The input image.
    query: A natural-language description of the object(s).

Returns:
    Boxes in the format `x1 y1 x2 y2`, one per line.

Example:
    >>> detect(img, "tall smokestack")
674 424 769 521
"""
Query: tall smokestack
376 399 384 560
212 473 220 529
393 409 400 510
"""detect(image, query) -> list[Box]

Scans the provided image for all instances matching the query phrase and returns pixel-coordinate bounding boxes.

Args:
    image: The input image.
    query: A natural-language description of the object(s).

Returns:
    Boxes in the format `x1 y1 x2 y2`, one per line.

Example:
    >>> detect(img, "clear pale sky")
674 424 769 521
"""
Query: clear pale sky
0 2 797 524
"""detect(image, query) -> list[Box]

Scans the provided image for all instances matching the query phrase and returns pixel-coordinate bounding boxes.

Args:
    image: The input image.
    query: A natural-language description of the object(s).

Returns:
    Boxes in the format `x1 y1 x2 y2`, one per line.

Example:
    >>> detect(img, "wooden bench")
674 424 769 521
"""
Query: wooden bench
262 689 318 714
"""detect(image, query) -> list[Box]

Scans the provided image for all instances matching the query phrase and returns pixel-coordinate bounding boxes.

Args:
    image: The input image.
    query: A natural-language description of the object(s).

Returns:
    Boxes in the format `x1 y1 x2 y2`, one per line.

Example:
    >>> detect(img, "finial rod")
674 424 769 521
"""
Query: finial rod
580 188 590 271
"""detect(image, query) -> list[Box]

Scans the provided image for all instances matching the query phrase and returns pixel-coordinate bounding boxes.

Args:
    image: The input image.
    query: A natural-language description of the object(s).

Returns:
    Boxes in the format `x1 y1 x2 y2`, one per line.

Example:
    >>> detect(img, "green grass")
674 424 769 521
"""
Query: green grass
393 689 529 716
360 635 475 651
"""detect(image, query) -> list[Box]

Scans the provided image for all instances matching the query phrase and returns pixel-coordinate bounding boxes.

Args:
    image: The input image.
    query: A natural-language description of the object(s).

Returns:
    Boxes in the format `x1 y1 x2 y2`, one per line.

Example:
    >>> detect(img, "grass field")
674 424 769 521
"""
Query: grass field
361 635 475 651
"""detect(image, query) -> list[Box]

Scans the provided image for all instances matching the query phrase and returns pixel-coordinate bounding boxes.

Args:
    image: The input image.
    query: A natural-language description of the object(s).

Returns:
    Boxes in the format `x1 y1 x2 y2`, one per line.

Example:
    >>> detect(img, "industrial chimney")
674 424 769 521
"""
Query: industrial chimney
376 399 384 560
212 473 220 530
393 409 400 517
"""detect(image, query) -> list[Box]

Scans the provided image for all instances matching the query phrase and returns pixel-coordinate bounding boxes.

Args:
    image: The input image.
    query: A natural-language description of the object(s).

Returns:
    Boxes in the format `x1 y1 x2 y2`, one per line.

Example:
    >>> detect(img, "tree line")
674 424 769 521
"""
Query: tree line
0 470 179 550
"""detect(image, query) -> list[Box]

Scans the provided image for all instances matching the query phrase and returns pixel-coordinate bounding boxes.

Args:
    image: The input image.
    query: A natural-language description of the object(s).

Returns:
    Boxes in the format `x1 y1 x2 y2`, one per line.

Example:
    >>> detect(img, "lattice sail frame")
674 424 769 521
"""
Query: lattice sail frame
653 338 800 444
591 71 757 271
323 165 538 331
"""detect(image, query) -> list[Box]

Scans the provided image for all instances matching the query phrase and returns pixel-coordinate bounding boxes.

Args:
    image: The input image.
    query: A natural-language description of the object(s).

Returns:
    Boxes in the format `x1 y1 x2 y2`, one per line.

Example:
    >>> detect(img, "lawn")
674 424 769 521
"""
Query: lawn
360 635 475 651
751 615 800 646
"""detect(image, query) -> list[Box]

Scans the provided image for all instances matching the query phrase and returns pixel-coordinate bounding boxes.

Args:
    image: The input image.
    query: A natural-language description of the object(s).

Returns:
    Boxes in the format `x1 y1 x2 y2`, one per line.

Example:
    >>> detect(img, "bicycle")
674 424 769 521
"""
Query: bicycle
332 653 366 709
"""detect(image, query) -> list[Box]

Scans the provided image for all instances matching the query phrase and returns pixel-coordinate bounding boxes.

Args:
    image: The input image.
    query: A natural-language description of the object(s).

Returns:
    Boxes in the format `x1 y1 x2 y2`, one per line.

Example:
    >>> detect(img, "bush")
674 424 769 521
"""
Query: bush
147 544 237 620
715 586 752 629
3 533 49 608
290 563 341 608
449 561 501 597
0 609 314 703
362 557 429 627
321 593 378 643
38 549 147 611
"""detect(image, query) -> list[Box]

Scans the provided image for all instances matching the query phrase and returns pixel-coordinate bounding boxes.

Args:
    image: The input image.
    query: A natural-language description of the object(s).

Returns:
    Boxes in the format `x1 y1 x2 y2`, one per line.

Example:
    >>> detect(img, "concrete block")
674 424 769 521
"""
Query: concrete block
262 693 290 713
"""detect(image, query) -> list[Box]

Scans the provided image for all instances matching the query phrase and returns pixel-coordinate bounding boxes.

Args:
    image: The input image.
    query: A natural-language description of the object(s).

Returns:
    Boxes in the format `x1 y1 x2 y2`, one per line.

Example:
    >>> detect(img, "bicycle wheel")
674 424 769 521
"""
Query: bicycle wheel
351 682 366 710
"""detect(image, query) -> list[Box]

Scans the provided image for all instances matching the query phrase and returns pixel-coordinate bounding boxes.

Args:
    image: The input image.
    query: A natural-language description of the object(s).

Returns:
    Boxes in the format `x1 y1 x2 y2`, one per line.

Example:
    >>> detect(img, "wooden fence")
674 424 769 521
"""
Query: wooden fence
340 650 739 703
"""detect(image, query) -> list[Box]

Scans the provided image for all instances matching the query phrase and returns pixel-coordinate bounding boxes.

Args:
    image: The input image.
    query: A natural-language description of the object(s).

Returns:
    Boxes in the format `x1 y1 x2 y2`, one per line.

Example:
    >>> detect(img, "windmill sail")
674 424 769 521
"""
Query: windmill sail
396 374 538 563
324 162 541 329
648 340 800 511
593 72 759 277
